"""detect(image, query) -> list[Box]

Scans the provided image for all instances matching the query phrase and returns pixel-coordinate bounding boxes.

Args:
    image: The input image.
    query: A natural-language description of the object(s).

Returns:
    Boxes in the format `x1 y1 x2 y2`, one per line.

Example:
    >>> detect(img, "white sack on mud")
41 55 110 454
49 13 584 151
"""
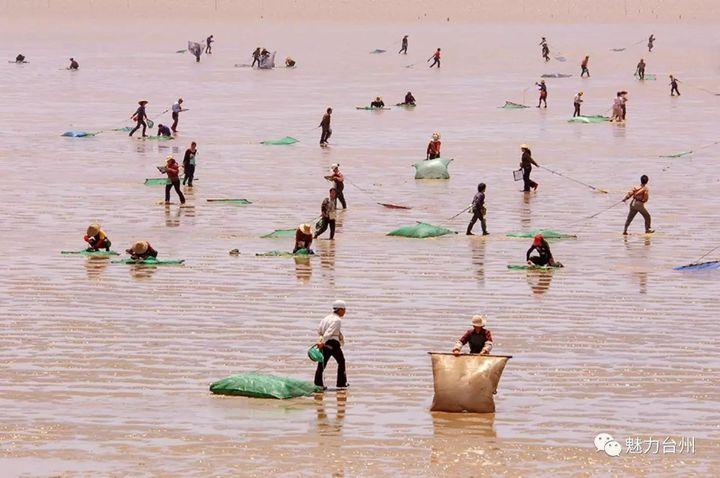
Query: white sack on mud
429 353 510 413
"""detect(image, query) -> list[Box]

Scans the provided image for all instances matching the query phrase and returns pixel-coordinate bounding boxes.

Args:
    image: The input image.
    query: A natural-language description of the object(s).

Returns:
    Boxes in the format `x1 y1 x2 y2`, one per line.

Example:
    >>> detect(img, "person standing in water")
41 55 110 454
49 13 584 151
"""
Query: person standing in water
129 100 149 137
426 132 441 160
519 144 539 192
635 59 646 80
536 80 548 108
182 141 197 187
669 75 681 96
541 42 550 62
251 47 261 68
648 34 655 52
315 188 337 240
466 183 488 236
69 58 79 70
428 48 441 68
314 300 349 390
452 315 493 355
205 35 214 54
622 175 653 235
611 92 624 122
325 164 347 209
319 107 332 146
171 98 186 133
573 91 584 117
580 56 590 77
620 91 628 120
163 155 186 205
399 35 408 54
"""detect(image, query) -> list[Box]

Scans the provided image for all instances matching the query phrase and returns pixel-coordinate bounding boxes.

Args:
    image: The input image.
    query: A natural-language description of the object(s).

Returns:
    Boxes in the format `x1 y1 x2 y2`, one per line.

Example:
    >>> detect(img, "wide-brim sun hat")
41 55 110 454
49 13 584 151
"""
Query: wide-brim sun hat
139 100 148 105
300 224 312 235
471 314 487 327
132 241 149 255
166 155 174 163
520 143 530 149
332 299 347 310
330 163 339 170
86 223 101 236
432 132 440 140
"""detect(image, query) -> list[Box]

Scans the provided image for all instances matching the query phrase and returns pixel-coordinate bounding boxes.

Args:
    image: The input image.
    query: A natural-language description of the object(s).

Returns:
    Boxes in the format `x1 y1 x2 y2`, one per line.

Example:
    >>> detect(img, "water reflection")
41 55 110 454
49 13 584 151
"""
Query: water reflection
314 390 347 436
294 257 312 284
526 270 554 295
468 237 487 285
84 256 110 279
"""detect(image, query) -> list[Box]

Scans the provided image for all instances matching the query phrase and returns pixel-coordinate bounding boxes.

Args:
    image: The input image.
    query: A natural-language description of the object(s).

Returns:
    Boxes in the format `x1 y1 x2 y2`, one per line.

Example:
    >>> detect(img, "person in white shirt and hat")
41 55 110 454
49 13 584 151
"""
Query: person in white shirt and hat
452 314 494 355
314 300 349 389
324 164 346 209
171 98 186 133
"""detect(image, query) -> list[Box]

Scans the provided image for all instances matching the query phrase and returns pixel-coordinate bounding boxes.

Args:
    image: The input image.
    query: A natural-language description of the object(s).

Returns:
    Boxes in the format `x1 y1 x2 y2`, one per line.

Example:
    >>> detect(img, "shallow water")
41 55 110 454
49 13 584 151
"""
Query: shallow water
1 19 719 476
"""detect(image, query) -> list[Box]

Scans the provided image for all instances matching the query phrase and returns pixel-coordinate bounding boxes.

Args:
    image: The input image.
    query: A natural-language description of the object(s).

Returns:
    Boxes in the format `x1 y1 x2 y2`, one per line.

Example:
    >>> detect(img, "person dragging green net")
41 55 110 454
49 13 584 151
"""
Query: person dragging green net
466 183 488 236
314 300 349 390
622 175 654 235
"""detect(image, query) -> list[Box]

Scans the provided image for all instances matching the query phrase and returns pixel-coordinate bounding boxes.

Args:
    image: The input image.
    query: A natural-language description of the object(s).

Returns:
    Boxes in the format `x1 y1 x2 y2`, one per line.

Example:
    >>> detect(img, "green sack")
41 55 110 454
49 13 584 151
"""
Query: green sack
507 264 563 270
206 199 252 205
144 178 167 186
261 136 299 145
111 258 185 265
500 101 529 109
567 115 610 124
308 345 324 362
387 222 456 239
61 249 119 256
413 158 452 179
261 228 298 238
210 373 321 399
505 229 576 239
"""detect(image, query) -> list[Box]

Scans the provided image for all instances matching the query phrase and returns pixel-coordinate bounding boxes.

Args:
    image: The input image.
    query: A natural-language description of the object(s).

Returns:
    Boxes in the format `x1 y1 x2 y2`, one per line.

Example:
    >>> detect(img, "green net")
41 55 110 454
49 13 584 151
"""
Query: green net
144 178 167 186
261 228 297 238
139 135 172 141
256 249 311 257
659 151 692 158
414 158 452 179
111 126 133 132
355 106 390 110
111 258 185 265
635 73 657 80
541 73 572 78
210 373 321 399
61 250 119 256
387 222 456 239
500 101 529 109
61 130 96 137
568 115 610 124
505 229 576 239
261 136 299 145
206 199 252 205
507 264 562 270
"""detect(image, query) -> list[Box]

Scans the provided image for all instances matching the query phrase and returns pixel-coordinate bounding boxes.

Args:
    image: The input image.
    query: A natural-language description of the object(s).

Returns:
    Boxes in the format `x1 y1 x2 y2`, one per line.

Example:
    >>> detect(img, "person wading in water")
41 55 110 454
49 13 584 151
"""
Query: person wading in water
314 300 349 390
426 132 441 160
519 144 539 192
319 107 332 146
623 174 654 235
452 315 493 355
466 183 488 236
399 35 408 54
129 100 149 137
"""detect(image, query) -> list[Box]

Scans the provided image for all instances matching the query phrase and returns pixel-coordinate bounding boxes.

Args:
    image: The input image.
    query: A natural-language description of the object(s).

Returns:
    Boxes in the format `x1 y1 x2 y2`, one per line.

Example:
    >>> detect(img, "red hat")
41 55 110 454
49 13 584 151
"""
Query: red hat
533 234 543 246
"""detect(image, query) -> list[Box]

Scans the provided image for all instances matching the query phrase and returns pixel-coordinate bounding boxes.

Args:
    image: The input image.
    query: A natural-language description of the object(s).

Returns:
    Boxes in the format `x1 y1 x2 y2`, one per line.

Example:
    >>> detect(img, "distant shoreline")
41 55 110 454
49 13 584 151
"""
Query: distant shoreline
1 0 718 23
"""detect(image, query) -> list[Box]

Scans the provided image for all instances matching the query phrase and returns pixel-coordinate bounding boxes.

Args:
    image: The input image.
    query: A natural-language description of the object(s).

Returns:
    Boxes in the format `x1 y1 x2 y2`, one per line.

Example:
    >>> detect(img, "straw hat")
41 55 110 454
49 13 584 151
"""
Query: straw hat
432 131 440 140
138 100 148 105
86 223 101 236
471 314 487 327
299 224 312 235
166 155 175 163
131 240 149 254
520 143 530 150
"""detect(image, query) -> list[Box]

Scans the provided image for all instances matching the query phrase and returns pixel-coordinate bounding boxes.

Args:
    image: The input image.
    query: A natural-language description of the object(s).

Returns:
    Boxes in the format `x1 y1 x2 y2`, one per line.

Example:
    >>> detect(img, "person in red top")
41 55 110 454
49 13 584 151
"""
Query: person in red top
428 48 441 68
162 155 186 205
452 315 493 355
426 132 441 160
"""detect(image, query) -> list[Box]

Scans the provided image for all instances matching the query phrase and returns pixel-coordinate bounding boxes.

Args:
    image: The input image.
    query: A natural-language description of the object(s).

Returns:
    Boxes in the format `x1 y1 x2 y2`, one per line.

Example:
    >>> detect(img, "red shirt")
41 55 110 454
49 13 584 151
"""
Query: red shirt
427 140 441 156
166 161 180 181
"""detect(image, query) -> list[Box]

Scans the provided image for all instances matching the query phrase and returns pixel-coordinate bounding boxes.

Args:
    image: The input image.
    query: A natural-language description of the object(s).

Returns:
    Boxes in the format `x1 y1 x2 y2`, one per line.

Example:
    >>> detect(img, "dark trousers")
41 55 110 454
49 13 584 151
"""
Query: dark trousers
638 68 645 80
671 85 680 96
171 112 179 131
581 67 589 77
315 218 336 239
183 164 195 186
314 339 347 388
573 102 581 117
429 58 440 68
165 180 186 204
522 168 537 192
252 57 259 67
335 184 347 209
320 128 332 144
624 200 651 232
538 95 547 108
529 255 550 266
428 153 440 160
467 211 487 234
129 119 147 137
399 45 407 54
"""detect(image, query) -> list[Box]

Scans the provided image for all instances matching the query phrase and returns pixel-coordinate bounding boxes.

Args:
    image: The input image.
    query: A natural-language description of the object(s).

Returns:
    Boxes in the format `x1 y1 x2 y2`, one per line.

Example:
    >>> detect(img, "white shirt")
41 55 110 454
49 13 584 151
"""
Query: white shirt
172 102 182 113
574 94 583 104
317 312 343 345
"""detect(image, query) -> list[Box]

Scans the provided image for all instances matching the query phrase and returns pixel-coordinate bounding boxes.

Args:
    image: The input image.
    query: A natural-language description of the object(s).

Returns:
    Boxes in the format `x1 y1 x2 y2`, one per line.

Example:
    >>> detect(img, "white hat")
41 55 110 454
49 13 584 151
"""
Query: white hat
471 314 487 327
330 163 339 170
332 300 347 310
432 131 440 140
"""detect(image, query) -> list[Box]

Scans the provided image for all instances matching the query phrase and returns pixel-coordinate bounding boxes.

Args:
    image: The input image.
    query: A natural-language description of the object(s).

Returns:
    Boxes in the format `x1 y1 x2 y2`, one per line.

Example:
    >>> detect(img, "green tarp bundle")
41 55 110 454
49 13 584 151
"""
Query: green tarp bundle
500 101 529 109
568 115 610 124
635 73 657 80
659 151 692 158
144 178 167 186
111 258 185 265
61 249 119 256
206 199 252 205
256 249 311 257
541 73 572 78
387 222 456 239
112 126 133 132
210 373 321 399
505 229 576 239
261 136 298 145
61 130 96 137
507 264 563 270
139 135 173 141
261 228 296 238
414 158 452 179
